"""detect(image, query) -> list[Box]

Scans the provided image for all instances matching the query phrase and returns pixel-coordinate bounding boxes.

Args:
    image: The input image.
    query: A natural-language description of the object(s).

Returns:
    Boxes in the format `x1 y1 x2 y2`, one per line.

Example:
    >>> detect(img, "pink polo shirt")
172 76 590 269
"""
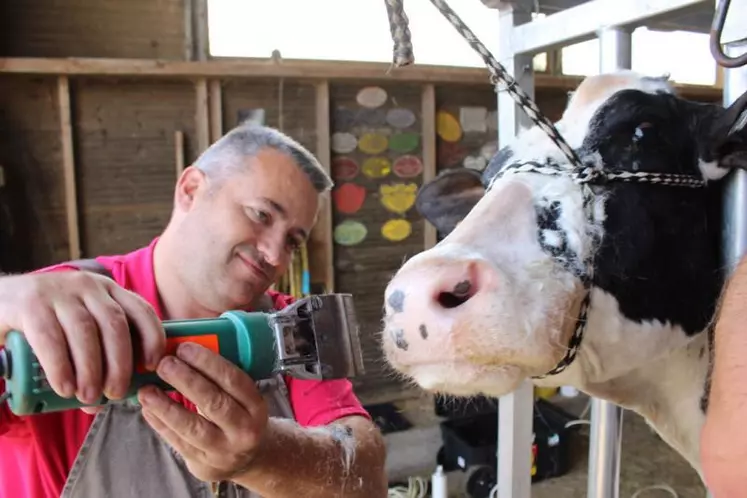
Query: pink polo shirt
0 238 370 498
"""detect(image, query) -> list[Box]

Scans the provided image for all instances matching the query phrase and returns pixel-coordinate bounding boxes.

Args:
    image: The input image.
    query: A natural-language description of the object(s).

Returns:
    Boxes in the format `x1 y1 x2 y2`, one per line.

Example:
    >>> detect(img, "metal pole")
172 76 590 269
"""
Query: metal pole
495 5 535 498
720 39 747 273
586 26 630 498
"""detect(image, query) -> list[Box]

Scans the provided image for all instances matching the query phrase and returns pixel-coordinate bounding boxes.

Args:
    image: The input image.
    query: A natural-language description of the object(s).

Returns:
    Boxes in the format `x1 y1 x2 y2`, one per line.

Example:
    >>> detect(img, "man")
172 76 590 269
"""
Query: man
701 254 747 498
0 124 388 498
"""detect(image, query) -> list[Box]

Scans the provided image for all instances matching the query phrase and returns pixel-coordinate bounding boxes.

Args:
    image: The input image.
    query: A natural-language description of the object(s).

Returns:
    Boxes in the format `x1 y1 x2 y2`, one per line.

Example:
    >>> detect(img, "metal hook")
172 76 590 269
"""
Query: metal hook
710 0 747 69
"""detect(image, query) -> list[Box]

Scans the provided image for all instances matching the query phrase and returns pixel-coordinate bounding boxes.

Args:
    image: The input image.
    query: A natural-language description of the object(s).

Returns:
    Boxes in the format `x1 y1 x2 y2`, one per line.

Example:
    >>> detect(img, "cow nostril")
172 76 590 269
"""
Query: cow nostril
436 279 475 309
437 291 470 309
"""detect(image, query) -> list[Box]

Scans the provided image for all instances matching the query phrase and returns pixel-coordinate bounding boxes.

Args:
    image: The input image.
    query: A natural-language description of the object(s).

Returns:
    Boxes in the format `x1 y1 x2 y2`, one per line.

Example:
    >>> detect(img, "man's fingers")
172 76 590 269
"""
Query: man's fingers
54 299 104 404
82 292 133 400
173 342 265 418
110 285 165 370
141 404 207 461
138 385 222 450
21 306 76 398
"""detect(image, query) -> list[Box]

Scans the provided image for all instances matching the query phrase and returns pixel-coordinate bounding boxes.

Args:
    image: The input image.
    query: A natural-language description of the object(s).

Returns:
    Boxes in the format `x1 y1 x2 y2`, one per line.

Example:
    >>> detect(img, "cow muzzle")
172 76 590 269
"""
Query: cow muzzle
381 179 582 397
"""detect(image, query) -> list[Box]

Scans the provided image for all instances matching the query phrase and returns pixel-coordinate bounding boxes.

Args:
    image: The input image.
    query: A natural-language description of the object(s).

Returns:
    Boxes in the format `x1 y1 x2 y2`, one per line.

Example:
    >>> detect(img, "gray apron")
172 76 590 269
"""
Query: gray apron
59 259 293 497
59 375 295 498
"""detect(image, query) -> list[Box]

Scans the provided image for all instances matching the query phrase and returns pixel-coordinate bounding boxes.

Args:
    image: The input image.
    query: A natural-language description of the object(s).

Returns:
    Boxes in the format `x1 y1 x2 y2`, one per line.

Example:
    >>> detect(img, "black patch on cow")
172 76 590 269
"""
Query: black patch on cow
534 198 587 279
419 324 428 339
388 290 405 313
391 328 409 351
483 146 514 185
581 89 724 337
453 280 471 296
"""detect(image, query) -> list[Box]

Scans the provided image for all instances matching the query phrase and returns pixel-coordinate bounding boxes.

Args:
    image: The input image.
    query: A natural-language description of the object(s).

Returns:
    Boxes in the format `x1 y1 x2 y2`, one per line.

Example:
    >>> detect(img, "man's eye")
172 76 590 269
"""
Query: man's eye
249 208 270 224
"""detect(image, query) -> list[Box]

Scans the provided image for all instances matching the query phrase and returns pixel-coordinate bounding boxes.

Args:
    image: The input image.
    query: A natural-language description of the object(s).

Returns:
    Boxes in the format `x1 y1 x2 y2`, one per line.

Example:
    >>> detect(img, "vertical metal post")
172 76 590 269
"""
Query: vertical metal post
586 26 630 498
720 39 747 273
496 5 535 498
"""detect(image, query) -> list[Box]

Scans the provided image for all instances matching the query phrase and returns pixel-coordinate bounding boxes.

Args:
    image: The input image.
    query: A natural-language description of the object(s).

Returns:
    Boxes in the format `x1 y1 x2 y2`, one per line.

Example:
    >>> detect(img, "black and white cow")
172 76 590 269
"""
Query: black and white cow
380 70 747 477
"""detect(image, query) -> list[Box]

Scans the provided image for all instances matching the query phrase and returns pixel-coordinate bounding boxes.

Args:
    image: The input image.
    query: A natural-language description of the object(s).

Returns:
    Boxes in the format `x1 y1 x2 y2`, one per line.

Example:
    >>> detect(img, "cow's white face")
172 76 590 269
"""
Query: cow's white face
381 70 747 400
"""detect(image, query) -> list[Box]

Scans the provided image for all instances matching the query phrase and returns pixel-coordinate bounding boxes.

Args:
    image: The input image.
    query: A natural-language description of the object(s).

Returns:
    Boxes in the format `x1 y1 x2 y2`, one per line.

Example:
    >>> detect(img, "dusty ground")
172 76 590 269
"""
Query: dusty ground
368 388 706 498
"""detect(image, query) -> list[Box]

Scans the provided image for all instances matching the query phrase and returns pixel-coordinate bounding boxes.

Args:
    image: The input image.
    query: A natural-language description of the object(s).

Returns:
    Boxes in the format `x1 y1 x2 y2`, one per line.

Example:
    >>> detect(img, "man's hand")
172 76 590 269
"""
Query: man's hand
137 342 269 482
0 271 165 410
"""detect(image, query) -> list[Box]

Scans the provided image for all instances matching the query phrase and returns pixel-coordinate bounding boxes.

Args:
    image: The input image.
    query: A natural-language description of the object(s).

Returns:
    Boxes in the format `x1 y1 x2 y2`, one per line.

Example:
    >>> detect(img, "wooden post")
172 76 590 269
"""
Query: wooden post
174 130 185 179
421 84 437 249
57 76 81 260
209 79 223 141
307 80 334 293
195 78 210 153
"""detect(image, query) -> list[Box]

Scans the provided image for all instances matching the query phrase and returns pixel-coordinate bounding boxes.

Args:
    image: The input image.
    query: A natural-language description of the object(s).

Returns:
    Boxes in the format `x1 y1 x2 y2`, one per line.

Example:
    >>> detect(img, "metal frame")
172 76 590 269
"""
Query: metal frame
494 1 746 497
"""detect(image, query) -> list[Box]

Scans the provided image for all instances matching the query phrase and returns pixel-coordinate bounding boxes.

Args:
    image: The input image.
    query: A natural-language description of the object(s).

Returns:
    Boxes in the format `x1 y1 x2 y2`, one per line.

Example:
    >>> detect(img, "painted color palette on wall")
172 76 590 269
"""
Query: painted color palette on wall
333 107 356 129
356 108 387 127
334 220 368 246
392 155 423 178
358 133 389 154
331 157 360 181
362 157 392 178
386 108 417 128
436 111 462 142
388 133 420 154
356 86 388 108
380 183 417 215
331 132 358 154
333 183 366 214
381 219 412 242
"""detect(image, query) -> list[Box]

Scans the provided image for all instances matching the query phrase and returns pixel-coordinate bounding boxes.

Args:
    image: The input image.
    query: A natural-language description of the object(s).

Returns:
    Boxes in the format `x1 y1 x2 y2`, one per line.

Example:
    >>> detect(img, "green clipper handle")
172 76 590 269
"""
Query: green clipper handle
0 310 278 416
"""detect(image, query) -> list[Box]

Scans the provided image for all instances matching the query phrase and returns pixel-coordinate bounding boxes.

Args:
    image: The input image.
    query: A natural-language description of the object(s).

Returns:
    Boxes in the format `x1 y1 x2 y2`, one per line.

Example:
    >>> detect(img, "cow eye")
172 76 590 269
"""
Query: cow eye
633 122 654 142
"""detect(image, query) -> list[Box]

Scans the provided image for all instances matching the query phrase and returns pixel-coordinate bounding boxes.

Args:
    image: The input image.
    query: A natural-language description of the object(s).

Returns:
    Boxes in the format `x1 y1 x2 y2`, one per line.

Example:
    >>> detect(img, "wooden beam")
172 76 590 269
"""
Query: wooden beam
308 80 334 293
209 79 223 141
57 76 81 260
421 84 437 250
174 130 185 179
195 78 210 153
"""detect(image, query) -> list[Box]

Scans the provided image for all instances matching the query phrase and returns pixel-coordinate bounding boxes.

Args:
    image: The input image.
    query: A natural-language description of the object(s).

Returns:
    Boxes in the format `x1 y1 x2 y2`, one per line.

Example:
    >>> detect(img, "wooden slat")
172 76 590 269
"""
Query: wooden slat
175 130 185 179
195 78 210 153
421 83 438 249
209 79 223 141
308 80 334 293
57 75 81 259
0 57 723 99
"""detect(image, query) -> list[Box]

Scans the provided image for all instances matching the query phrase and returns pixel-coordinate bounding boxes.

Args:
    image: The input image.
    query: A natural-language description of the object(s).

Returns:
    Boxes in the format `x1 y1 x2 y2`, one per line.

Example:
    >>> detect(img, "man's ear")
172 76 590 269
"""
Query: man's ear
704 89 747 170
415 167 485 236
175 166 208 211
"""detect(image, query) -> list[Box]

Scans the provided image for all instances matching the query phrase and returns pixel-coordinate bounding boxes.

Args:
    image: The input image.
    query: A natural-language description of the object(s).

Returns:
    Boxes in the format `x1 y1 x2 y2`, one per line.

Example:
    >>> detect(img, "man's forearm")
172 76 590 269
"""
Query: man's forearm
232 415 388 498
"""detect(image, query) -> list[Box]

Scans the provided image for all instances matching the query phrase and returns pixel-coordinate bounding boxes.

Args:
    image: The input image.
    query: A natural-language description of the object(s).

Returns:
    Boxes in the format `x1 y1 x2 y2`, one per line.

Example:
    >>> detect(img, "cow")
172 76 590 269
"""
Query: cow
379 70 747 478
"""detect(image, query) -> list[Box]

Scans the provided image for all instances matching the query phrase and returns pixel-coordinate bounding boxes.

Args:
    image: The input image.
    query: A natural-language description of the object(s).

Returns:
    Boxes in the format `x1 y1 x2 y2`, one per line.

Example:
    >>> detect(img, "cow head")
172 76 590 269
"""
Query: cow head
381 71 747 399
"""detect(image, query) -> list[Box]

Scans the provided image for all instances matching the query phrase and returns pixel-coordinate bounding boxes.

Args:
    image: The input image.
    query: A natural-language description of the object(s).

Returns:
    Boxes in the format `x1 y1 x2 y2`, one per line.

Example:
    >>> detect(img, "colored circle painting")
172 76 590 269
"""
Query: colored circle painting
358 133 389 155
333 183 367 214
356 86 388 108
331 157 360 181
381 219 412 242
362 157 392 178
437 111 462 142
388 132 420 154
331 132 358 154
392 155 423 178
334 220 368 246
386 108 417 129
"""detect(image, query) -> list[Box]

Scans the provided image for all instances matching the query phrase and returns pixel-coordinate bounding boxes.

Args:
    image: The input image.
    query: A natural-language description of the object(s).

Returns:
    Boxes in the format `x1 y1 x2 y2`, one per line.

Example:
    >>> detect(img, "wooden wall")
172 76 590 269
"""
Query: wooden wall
0 0 190 60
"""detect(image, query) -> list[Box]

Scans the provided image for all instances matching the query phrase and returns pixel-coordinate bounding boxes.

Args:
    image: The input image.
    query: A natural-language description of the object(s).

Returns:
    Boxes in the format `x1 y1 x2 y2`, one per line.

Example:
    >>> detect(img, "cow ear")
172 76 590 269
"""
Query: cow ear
415 167 485 236
707 90 747 170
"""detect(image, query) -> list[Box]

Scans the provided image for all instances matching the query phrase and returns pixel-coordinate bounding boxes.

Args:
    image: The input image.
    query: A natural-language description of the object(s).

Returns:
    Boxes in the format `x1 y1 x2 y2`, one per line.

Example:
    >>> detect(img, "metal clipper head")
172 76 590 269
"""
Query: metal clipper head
268 293 365 380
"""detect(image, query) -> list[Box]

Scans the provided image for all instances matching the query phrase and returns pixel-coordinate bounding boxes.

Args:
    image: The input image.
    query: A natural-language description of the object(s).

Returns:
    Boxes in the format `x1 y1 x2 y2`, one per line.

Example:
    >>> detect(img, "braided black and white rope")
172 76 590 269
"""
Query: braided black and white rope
384 0 415 67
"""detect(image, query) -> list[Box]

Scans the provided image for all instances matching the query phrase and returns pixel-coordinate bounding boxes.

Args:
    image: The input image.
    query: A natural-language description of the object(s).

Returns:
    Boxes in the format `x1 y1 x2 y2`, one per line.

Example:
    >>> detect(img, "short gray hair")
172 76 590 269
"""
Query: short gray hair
194 123 333 193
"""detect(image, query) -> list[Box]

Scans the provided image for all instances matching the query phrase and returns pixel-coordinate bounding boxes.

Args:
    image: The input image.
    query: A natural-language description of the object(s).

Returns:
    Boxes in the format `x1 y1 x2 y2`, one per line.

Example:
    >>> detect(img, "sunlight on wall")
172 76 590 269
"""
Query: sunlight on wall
208 0 499 67
208 0 716 86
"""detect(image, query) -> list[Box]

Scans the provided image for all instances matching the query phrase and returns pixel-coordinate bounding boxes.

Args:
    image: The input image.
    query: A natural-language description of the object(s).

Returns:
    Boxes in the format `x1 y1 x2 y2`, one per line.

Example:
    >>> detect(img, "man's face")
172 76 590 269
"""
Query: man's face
179 147 320 310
